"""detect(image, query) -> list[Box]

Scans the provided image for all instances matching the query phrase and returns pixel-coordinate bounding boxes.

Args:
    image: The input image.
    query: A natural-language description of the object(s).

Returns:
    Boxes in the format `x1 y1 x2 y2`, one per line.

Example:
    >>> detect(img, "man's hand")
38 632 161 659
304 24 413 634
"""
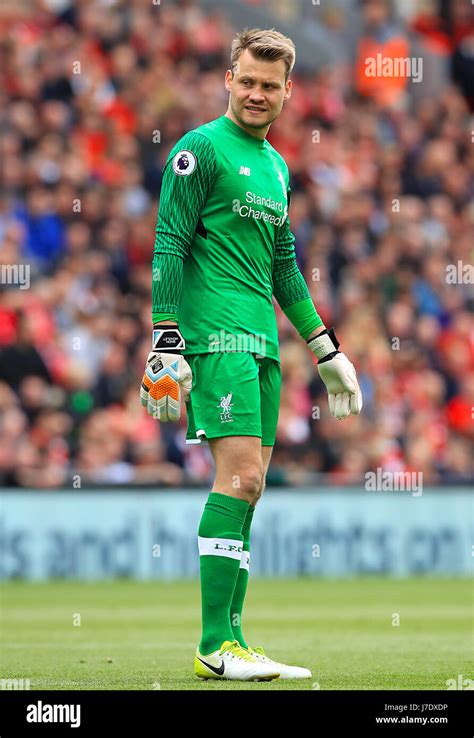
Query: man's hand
307 327 362 420
140 324 192 421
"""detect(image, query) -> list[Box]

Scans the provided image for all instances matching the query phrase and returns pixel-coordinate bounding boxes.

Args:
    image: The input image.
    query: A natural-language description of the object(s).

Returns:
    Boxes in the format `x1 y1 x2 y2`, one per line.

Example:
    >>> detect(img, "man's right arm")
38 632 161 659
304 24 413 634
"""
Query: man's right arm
151 131 218 324
141 131 218 421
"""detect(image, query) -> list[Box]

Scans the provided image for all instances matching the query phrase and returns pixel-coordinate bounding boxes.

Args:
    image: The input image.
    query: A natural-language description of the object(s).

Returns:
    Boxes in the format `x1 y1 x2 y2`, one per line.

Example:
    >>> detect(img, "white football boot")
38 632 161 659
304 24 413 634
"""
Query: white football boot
195 639 280 681
247 646 312 679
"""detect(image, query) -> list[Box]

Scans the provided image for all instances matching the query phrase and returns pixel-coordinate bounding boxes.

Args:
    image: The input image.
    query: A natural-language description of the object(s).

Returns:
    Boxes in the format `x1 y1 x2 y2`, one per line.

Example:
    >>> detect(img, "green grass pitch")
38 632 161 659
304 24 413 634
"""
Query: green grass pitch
1 578 471 690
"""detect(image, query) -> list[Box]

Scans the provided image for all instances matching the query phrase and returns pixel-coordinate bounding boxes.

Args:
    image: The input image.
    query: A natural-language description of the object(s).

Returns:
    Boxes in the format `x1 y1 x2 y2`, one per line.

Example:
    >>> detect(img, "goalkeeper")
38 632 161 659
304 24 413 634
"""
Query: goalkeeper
141 28 362 682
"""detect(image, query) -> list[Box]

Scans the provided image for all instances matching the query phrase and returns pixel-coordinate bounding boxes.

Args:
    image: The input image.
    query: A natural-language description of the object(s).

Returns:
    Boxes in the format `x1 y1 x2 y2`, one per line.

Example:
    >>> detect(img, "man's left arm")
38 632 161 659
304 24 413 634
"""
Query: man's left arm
273 187 362 420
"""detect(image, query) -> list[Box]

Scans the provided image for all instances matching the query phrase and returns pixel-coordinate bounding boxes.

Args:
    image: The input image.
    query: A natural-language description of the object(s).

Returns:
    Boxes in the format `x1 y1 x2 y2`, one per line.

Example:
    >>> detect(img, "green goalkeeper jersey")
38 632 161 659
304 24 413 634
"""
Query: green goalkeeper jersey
152 114 321 362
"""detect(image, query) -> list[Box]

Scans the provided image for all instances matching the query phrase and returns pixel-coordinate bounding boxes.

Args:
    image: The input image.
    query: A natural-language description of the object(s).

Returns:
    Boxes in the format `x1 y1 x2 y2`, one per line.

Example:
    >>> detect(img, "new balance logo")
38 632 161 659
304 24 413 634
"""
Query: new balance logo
239 166 251 176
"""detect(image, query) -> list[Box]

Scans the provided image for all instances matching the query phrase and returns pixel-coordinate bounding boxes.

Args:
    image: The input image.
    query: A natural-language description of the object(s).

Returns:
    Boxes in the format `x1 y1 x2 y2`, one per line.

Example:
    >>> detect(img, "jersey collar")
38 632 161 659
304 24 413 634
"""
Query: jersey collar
220 115 266 148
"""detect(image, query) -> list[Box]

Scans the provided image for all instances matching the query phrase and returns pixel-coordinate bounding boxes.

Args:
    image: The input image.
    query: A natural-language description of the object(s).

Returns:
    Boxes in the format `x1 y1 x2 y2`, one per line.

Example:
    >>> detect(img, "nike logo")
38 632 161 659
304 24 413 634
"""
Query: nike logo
196 656 225 675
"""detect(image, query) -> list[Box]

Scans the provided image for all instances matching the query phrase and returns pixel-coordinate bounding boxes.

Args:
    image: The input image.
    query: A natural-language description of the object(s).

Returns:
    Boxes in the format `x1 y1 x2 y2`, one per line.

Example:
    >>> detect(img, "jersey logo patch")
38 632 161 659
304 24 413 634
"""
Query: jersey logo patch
172 150 196 176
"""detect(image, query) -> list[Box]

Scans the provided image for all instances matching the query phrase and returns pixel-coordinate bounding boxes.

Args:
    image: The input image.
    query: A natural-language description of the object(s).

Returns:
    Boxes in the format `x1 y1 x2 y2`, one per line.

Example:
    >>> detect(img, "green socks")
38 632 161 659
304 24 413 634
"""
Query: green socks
198 492 249 655
230 504 255 648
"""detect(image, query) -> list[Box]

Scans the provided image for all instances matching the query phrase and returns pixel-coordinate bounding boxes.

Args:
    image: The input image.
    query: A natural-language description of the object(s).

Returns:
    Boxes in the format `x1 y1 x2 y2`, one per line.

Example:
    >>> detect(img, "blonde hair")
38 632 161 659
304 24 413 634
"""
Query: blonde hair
231 28 296 82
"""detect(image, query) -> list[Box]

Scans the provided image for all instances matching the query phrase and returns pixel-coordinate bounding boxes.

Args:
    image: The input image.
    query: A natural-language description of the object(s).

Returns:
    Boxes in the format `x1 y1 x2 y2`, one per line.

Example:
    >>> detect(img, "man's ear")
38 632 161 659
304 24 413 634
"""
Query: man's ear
224 69 233 92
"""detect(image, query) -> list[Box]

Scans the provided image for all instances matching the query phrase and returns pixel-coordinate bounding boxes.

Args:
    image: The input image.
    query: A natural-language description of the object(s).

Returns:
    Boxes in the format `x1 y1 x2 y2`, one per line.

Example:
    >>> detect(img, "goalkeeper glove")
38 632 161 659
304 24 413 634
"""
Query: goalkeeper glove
307 327 362 420
140 324 192 421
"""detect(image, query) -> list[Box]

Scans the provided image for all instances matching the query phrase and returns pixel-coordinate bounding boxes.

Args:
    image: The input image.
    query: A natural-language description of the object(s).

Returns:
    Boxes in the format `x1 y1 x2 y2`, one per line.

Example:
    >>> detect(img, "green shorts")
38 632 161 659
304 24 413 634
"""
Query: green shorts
185 352 281 447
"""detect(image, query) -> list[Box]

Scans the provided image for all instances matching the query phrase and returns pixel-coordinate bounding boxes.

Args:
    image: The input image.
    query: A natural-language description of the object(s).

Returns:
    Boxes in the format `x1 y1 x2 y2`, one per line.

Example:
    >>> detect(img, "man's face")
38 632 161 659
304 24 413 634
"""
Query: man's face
225 49 292 132
363 0 389 26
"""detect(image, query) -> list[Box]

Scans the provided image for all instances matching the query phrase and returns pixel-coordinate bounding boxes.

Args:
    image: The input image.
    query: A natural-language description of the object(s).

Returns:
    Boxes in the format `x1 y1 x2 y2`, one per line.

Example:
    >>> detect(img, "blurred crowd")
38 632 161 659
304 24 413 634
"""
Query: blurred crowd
0 0 473 488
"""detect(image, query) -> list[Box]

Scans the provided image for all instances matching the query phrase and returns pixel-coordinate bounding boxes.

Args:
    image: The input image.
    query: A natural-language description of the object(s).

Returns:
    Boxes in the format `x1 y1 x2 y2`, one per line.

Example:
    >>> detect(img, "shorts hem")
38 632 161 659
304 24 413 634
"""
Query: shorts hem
185 429 207 445
187 430 263 443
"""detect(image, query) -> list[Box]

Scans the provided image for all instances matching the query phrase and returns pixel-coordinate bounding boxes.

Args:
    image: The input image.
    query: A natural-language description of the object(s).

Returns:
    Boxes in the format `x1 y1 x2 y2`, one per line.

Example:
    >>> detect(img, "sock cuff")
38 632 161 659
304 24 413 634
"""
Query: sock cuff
205 492 249 523
239 549 250 570
198 535 244 560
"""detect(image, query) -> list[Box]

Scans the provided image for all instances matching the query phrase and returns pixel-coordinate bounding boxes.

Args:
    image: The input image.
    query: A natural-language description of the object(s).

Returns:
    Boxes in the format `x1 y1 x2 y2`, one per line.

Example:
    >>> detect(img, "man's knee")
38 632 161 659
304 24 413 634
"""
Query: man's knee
251 475 266 506
236 463 264 501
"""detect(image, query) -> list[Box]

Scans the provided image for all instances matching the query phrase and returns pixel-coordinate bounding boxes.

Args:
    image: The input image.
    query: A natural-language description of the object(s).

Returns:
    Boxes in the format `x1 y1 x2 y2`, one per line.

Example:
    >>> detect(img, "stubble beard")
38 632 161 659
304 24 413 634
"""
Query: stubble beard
232 98 280 130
